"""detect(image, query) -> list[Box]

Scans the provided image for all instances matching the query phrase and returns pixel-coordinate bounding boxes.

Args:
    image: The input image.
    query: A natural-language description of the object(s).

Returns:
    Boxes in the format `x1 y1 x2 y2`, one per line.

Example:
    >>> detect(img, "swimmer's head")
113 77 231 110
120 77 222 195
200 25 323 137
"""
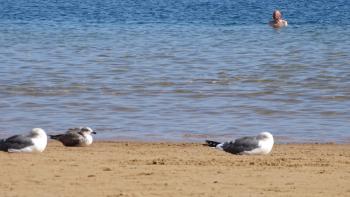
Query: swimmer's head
273 10 282 21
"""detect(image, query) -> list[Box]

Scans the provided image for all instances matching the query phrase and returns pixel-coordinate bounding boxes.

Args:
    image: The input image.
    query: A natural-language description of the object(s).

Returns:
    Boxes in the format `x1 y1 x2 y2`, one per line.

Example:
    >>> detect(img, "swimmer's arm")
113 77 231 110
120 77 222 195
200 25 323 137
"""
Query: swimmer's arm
284 20 288 26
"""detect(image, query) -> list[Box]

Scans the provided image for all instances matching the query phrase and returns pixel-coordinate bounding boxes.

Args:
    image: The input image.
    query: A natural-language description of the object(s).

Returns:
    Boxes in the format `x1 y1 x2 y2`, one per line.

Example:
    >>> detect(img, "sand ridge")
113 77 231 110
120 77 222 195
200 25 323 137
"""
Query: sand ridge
0 141 349 197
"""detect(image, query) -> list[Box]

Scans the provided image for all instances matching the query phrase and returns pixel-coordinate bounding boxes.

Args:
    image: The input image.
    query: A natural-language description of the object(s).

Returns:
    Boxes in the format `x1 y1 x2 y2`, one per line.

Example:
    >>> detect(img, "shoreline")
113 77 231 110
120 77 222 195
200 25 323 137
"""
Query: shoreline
94 138 346 144
93 138 350 144
89 131 350 144
1 141 349 197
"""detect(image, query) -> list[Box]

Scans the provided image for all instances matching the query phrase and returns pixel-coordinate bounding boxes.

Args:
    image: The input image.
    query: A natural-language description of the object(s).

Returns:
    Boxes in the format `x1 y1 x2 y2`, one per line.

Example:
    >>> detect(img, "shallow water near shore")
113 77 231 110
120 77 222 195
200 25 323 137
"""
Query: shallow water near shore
0 0 350 143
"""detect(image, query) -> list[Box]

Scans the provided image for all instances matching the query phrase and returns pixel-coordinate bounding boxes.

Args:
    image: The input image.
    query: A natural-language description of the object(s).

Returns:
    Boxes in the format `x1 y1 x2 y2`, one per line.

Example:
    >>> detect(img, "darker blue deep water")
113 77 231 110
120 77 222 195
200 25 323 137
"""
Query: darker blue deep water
0 0 349 143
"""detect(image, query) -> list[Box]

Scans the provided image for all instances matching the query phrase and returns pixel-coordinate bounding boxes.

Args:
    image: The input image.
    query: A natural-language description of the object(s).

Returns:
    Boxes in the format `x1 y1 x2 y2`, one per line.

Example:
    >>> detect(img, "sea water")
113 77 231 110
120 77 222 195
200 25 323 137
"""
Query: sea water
0 0 349 142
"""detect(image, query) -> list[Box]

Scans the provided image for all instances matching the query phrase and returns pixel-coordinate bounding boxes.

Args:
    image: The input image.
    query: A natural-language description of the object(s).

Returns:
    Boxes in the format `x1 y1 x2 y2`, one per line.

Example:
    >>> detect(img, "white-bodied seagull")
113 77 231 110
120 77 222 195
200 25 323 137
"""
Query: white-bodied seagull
205 132 274 155
49 127 96 147
0 128 48 153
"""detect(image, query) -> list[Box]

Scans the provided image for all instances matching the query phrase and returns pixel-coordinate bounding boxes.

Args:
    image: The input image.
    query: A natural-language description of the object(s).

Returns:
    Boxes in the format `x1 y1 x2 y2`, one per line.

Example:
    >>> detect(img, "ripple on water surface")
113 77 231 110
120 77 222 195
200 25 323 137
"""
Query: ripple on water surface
0 0 350 142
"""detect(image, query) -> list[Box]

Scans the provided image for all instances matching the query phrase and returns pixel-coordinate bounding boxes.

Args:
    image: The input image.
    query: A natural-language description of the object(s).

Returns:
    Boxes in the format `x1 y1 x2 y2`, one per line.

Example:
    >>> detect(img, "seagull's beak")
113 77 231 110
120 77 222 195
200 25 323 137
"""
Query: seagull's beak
92 131 97 134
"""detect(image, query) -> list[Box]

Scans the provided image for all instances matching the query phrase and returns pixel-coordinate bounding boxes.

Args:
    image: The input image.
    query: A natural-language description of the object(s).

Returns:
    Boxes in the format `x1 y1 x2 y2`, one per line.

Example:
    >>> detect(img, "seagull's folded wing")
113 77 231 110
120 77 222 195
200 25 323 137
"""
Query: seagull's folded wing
59 133 84 146
3 135 34 150
222 137 259 154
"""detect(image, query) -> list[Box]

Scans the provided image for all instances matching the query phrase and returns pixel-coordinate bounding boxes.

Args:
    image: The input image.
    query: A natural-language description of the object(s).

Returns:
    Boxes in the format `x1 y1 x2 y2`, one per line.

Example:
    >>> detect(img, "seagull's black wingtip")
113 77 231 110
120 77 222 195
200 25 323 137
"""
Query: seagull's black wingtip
205 140 221 147
49 134 62 140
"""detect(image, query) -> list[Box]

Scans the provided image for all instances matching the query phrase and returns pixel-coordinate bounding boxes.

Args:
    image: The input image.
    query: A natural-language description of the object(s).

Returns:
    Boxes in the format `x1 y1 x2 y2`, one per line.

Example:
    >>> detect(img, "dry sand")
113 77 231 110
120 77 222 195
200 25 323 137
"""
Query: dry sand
0 141 349 197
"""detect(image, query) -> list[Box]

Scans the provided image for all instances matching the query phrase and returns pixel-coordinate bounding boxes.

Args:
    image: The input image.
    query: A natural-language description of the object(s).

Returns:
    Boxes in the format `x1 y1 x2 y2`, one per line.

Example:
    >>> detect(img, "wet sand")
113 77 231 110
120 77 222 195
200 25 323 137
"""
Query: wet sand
0 141 349 197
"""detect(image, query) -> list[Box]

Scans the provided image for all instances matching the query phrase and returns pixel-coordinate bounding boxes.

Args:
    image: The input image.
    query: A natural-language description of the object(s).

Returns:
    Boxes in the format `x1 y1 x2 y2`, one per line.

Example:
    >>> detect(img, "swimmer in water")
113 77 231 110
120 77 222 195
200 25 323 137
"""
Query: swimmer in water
269 10 288 28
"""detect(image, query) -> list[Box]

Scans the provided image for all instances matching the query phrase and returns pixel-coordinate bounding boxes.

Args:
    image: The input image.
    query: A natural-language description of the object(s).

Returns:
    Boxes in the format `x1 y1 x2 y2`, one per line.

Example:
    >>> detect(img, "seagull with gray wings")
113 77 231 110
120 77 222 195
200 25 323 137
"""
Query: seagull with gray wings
49 127 96 147
205 132 274 155
0 128 48 153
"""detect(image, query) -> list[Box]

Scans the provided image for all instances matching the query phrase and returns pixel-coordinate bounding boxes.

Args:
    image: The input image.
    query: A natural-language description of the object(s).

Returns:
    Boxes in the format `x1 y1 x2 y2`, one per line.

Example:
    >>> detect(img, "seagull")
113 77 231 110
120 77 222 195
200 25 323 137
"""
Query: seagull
0 128 48 153
205 132 274 155
49 127 96 147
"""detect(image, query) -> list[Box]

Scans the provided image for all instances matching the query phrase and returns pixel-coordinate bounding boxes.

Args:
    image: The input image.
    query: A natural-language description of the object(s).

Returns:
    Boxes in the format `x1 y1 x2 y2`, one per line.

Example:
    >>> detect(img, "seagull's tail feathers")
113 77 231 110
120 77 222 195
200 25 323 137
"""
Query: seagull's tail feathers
205 140 221 147
0 139 7 151
49 134 63 140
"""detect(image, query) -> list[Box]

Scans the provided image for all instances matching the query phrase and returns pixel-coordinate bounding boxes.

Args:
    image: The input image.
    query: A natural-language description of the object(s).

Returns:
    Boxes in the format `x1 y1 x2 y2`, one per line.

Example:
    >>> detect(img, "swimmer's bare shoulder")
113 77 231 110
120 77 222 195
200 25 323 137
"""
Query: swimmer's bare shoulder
269 19 288 28
282 19 288 26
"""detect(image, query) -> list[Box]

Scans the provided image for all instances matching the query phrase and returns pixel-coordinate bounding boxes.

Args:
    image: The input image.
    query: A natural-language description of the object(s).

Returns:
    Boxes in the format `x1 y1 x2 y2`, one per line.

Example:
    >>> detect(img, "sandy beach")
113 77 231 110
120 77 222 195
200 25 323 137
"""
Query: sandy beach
0 141 349 197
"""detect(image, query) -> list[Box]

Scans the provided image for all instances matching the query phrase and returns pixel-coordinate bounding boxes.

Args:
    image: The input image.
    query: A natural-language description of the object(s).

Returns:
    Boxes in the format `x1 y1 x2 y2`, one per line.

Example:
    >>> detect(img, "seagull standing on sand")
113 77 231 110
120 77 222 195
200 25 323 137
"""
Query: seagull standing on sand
49 127 96 147
0 128 48 153
205 132 274 155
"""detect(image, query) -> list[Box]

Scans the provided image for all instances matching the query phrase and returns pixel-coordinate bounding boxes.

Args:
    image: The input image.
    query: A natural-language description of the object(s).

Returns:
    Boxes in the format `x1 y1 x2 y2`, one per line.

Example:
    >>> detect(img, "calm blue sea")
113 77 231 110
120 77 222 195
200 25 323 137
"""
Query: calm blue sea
0 0 350 143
